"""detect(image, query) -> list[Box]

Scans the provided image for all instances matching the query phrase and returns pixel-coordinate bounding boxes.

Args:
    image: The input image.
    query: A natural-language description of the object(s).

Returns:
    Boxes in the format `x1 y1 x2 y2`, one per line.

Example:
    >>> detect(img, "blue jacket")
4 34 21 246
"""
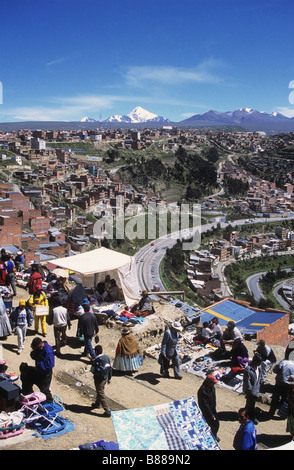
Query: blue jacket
4 259 16 274
31 341 55 375
161 327 180 358
233 420 257 450
10 306 33 329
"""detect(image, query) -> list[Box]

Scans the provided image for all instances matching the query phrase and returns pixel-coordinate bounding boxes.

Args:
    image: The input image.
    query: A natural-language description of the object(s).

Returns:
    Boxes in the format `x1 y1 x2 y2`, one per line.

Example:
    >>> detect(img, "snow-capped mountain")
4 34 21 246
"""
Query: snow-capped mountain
80 116 97 122
179 108 294 133
104 106 170 124
77 107 294 134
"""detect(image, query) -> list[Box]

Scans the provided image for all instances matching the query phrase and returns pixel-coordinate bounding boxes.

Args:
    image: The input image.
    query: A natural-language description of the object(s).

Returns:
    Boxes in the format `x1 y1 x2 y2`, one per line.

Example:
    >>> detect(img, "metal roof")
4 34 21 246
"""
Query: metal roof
200 299 288 335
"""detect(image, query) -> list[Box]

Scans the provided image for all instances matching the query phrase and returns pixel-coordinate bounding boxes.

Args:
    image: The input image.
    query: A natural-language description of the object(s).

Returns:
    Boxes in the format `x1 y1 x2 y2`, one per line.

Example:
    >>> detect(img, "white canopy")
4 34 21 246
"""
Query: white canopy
53 247 141 306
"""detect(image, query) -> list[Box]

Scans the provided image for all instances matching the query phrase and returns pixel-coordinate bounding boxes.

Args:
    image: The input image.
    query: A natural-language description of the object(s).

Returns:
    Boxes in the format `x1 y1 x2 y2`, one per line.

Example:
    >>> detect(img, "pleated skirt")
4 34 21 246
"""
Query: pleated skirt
113 353 141 371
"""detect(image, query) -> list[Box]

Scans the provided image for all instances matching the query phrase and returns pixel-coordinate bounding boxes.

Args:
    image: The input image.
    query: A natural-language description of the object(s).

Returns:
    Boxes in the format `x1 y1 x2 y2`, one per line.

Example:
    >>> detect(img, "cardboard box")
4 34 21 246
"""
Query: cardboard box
34 305 49 316
0 379 20 401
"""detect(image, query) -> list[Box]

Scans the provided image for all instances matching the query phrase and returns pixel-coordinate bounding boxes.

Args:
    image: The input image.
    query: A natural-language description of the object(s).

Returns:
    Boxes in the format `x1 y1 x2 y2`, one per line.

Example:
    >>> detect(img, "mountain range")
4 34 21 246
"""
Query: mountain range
1 106 294 134
79 106 294 134
81 106 170 124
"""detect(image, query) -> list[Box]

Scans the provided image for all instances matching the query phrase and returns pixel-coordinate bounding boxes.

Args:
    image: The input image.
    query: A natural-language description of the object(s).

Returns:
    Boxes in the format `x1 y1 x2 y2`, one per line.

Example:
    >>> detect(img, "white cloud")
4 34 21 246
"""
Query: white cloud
124 59 224 87
46 57 68 67
277 107 294 118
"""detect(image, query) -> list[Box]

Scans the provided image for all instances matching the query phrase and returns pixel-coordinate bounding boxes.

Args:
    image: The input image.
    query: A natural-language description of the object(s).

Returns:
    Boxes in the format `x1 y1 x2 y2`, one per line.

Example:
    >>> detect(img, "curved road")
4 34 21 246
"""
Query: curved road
247 269 293 309
133 216 283 292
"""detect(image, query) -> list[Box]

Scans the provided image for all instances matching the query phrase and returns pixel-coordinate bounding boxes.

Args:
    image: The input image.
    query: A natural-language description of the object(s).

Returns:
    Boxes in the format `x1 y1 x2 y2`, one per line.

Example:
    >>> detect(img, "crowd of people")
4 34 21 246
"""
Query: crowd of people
158 316 294 448
0 247 294 449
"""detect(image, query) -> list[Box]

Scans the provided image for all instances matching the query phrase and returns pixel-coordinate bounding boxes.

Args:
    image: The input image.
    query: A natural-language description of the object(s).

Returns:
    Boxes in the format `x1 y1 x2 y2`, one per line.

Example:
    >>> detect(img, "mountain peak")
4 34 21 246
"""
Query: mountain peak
104 106 170 124
80 116 97 122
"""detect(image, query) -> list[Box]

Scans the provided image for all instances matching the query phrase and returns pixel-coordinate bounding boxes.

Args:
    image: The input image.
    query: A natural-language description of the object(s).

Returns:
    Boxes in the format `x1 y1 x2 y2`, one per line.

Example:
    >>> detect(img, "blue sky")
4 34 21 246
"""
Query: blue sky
1 0 294 122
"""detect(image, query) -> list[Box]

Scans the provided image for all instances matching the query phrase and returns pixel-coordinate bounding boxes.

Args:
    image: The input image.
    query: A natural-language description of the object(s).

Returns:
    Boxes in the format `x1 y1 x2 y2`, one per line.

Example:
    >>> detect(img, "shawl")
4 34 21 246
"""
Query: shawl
68 284 86 305
116 333 139 358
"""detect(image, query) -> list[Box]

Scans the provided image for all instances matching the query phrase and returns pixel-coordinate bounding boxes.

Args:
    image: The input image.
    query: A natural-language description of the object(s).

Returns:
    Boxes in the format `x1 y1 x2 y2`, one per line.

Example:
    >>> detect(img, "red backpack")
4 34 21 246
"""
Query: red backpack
29 272 43 293
0 265 7 286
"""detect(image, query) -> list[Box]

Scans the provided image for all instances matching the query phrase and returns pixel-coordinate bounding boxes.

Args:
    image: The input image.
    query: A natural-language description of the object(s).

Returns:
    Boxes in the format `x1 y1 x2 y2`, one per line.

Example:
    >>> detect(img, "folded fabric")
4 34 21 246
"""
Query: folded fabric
79 440 119 450
0 411 24 428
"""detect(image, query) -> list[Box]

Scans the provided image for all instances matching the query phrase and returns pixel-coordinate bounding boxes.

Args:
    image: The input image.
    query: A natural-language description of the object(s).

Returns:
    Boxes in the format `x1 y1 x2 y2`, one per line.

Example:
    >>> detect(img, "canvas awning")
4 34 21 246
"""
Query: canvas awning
53 247 141 306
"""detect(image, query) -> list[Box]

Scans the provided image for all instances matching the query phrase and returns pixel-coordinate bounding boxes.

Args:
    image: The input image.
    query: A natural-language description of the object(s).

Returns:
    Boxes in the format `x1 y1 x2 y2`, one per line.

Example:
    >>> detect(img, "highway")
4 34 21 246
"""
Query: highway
132 215 293 294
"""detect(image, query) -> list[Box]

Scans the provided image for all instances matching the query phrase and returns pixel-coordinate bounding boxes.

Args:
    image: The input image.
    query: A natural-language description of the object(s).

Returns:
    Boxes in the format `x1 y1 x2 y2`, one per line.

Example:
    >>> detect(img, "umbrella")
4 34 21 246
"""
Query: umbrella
52 268 69 278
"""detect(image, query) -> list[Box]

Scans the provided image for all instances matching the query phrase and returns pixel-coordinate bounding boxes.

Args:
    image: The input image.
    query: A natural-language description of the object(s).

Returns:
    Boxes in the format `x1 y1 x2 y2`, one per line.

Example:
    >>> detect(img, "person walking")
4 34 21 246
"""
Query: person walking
52 300 71 356
197 374 220 441
254 339 276 389
0 263 8 287
28 287 49 337
91 344 112 417
113 327 141 375
28 261 43 295
0 296 12 340
286 376 294 441
78 304 99 359
269 358 294 417
3 253 17 296
20 337 55 402
242 353 262 424
233 408 258 450
160 321 183 380
10 299 33 354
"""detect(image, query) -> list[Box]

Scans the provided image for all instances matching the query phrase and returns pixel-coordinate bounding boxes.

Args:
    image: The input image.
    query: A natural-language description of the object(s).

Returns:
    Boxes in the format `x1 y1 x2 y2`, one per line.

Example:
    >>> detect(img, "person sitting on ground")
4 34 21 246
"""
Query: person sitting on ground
221 338 249 384
220 321 243 352
210 317 223 340
194 322 213 344
104 279 122 303
96 274 112 299
131 290 154 318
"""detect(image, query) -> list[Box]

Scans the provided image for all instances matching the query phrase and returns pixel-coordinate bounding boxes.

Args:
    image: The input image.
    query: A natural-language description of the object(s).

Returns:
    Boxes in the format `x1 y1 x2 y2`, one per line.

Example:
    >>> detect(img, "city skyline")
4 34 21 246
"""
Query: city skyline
1 0 294 123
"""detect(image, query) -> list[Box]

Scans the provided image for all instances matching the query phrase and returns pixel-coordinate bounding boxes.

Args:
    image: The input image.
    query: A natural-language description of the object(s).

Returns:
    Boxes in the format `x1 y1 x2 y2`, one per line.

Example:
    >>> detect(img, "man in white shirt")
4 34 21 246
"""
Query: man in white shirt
52 300 71 356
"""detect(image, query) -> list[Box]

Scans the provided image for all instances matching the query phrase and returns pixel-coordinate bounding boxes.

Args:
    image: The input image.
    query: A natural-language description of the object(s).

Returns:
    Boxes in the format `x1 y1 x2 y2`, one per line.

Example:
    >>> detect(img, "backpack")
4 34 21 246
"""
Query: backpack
30 273 43 293
91 357 111 380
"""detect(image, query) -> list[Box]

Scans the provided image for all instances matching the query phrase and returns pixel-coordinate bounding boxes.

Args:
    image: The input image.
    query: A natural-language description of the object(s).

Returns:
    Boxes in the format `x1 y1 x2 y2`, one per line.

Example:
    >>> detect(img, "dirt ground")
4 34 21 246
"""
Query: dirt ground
0 286 292 452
